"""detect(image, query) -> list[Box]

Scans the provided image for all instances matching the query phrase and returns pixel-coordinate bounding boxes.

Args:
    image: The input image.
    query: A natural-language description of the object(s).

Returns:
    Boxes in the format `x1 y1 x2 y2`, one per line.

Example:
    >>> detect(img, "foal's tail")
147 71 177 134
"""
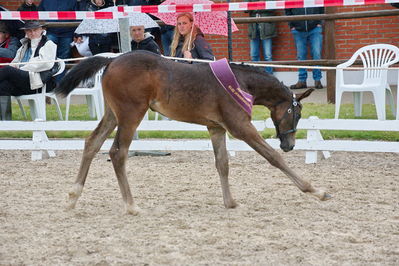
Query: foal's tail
55 56 114 97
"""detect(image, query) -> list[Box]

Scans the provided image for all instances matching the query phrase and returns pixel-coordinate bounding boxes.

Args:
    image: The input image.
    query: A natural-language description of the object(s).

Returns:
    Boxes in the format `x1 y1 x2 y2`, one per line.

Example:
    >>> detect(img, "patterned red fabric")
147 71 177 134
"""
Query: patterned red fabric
0 38 13 69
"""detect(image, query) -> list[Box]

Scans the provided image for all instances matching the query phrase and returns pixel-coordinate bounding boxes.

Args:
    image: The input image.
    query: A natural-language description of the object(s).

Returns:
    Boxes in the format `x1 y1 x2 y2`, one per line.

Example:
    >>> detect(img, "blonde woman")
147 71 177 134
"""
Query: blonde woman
170 12 214 61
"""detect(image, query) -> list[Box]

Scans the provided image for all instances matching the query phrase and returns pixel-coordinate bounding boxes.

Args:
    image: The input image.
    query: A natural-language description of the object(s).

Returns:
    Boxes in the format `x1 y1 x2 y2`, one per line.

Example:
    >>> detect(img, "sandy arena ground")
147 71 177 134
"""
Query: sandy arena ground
0 149 398 265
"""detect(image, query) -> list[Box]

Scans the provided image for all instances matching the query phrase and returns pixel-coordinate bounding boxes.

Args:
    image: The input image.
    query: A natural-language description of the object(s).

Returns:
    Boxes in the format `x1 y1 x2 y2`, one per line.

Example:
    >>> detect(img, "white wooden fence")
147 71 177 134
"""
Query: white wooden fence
0 117 398 163
265 116 399 163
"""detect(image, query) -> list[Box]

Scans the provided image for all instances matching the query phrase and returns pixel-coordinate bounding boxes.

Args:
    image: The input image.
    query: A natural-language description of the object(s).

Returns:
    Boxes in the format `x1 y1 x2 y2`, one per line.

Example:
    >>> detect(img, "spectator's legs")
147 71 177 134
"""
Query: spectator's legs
292 29 308 82
57 36 73 59
250 27 261 62
309 26 323 82
261 37 273 74
0 66 31 96
46 32 72 84
161 28 174 56
46 32 58 47
46 33 72 59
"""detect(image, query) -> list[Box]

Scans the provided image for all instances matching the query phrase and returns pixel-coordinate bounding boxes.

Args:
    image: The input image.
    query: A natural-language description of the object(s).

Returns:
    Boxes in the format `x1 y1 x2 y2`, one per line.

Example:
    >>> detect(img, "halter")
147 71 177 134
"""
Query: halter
273 94 300 138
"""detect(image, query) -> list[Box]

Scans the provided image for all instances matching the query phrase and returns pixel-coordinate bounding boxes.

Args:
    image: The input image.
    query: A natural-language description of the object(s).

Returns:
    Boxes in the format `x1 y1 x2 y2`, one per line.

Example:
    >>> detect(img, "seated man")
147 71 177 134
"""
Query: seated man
0 21 57 98
0 22 21 68
130 25 161 55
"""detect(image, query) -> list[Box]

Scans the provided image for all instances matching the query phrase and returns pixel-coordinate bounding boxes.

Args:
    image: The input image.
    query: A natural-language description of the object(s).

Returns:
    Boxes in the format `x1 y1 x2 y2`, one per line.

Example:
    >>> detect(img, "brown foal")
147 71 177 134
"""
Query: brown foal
56 51 330 214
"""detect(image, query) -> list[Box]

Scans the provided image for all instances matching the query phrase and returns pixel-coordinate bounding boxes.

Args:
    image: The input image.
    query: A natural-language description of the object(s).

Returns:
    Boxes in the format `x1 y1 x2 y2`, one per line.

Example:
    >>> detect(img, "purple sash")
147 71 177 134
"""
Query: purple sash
209 58 253 116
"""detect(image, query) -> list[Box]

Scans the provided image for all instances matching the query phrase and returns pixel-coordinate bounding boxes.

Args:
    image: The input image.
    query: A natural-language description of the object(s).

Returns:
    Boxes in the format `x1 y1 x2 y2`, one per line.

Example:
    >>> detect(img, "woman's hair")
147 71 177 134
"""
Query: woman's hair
170 12 201 57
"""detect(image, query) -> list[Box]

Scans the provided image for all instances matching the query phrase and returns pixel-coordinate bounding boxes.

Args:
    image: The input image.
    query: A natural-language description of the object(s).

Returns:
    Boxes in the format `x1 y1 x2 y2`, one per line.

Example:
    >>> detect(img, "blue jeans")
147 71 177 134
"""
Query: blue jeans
161 28 174 56
291 26 323 81
250 26 273 74
46 32 73 59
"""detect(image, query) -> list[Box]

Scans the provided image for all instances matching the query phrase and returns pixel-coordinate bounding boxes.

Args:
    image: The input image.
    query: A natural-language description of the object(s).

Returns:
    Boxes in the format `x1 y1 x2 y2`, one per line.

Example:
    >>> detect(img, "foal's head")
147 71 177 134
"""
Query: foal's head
270 87 314 152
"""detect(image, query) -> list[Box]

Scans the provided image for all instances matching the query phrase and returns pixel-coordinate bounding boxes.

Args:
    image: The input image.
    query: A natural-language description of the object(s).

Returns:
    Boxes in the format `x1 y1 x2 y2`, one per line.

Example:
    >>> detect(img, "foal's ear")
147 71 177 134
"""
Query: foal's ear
296 88 314 101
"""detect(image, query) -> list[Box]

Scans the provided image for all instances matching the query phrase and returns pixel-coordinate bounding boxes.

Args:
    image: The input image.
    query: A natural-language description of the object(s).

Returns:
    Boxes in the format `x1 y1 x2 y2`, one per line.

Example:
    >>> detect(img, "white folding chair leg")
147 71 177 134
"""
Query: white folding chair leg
353 92 363 117
51 97 63 120
386 85 396 117
16 99 27 119
92 95 101 120
372 91 386 120
86 95 96 118
98 92 104 117
397 94 399 120
27 99 41 120
65 94 71 121
334 91 343 119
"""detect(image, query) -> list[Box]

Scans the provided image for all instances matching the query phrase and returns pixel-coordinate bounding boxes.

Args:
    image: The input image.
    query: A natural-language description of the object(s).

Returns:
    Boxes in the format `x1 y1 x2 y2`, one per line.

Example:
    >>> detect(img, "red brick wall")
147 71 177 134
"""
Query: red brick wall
2 1 398 63
226 4 399 62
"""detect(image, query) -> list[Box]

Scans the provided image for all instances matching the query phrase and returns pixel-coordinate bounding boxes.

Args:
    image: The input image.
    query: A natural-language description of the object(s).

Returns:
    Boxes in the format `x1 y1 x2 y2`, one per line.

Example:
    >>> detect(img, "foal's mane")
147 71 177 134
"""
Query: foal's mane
229 62 293 101
229 62 268 75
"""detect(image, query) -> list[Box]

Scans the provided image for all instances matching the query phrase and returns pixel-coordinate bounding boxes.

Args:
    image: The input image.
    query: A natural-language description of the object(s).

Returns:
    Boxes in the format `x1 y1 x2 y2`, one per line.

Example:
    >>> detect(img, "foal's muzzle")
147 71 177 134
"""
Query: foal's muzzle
279 134 295 152
280 143 294 152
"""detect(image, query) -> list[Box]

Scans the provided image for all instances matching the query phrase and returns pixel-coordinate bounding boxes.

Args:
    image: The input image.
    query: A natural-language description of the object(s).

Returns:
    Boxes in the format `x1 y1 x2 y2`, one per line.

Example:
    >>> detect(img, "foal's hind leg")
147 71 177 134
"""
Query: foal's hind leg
109 111 147 215
230 123 329 201
208 126 237 208
67 106 117 210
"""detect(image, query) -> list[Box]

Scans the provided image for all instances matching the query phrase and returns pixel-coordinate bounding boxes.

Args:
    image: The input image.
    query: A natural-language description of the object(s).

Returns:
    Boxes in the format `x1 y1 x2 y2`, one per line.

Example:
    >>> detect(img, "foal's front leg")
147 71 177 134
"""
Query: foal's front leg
67 107 117 210
208 126 237 208
230 123 330 201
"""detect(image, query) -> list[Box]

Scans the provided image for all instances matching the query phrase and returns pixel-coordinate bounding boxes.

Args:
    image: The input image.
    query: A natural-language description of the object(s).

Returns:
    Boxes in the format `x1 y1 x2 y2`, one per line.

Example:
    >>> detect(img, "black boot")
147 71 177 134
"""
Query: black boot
290 81 307 90
314 80 323 89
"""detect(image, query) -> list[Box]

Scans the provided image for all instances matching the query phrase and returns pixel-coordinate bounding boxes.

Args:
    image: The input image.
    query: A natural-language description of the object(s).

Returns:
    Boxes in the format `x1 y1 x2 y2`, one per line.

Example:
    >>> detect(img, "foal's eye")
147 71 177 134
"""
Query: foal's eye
287 109 292 114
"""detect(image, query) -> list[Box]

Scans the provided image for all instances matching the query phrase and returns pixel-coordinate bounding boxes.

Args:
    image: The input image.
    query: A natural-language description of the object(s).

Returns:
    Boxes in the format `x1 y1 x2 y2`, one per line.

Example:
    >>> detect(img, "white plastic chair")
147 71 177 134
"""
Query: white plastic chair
65 67 104 120
65 52 121 120
14 60 65 121
335 44 399 120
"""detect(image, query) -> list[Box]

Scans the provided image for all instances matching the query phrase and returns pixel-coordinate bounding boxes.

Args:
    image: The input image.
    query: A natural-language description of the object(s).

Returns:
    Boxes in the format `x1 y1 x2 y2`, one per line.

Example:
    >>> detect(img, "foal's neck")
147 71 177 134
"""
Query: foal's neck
241 70 292 108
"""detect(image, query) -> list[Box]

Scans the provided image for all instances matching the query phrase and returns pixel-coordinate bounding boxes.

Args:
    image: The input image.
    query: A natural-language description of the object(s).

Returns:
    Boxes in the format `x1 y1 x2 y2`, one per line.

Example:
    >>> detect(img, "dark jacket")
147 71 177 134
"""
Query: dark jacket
38 0 77 37
131 33 161 55
175 34 214 61
0 36 20 59
0 36 21 68
128 0 161 6
285 7 324 32
77 0 113 11
17 3 38 11
113 0 129 4
86 0 106 11
247 0 276 40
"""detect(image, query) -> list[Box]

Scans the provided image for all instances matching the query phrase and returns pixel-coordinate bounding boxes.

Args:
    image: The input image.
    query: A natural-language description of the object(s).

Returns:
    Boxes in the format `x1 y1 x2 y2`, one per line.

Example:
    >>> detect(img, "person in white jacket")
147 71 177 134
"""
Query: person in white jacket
0 20 57 97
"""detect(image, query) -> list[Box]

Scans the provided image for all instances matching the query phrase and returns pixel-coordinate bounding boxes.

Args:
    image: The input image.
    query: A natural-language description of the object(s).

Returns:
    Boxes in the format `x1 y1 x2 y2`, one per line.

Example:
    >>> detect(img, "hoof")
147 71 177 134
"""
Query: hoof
67 184 83 210
66 202 76 210
309 189 331 201
225 200 238 209
321 192 332 201
125 204 141 215
67 193 78 210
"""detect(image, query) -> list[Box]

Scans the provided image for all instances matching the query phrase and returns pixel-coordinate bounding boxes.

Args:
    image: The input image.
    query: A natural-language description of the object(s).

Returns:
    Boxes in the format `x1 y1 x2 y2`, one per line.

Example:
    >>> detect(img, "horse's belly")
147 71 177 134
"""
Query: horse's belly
149 100 220 126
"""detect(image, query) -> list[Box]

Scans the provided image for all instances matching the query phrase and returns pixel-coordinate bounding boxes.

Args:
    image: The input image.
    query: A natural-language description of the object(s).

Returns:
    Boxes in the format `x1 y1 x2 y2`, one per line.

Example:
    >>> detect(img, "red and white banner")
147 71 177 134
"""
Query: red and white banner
1 0 398 20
